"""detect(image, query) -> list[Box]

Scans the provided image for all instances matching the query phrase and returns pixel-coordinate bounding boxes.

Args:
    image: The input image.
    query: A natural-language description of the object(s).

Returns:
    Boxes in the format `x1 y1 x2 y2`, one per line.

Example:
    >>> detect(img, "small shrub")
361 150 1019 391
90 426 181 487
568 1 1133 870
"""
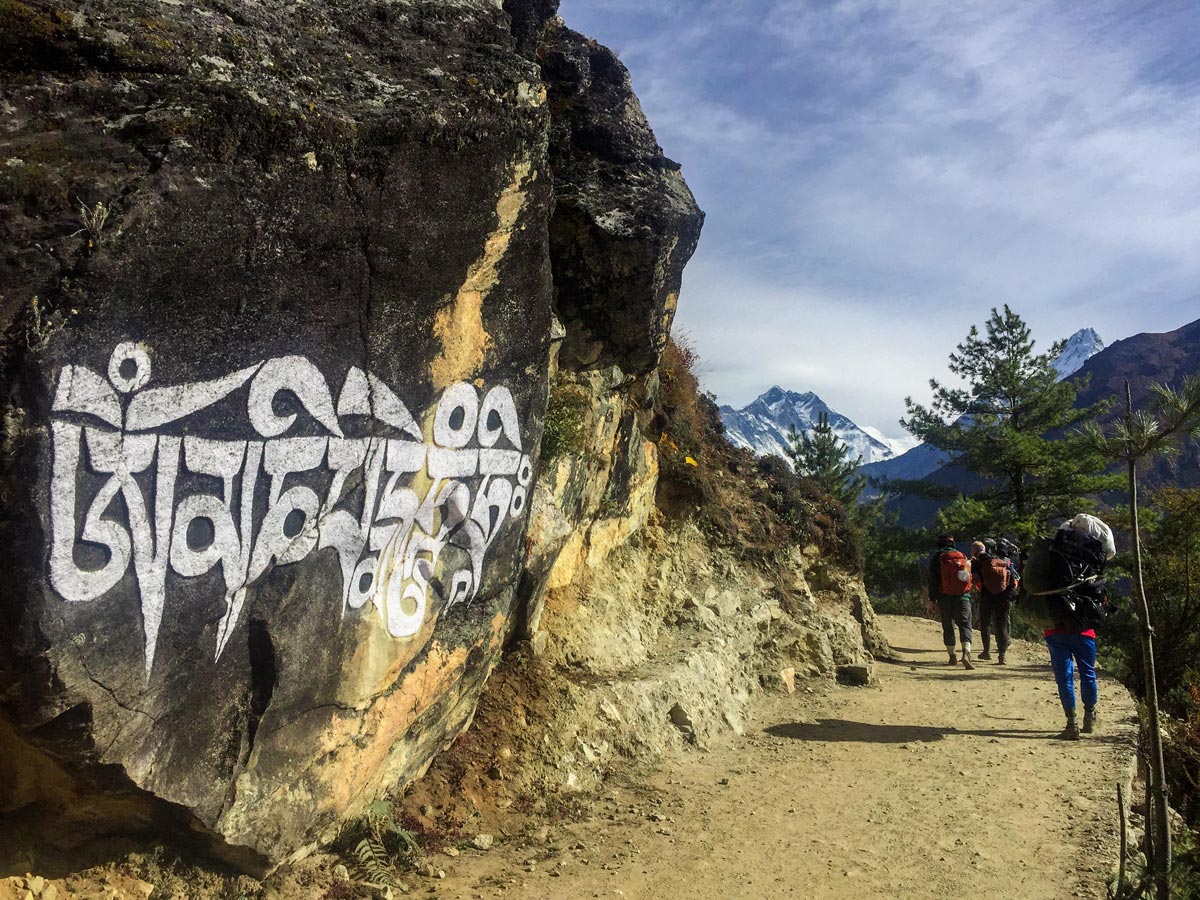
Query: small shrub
334 802 419 886
754 453 858 569
871 591 931 619
655 334 717 474
540 376 590 462
74 198 110 243
25 295 74 350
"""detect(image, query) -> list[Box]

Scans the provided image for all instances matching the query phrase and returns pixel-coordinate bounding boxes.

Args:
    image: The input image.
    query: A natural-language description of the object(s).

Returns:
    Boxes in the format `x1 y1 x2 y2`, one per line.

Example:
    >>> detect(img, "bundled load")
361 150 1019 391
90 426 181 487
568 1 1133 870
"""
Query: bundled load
1017 514 1116 631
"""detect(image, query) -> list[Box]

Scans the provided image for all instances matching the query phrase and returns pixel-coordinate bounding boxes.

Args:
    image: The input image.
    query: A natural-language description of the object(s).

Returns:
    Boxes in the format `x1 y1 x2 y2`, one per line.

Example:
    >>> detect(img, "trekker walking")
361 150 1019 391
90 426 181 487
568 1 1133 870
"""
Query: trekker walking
1046 620 1099 740
975 538 1018 664
928 535 975 669
1019 515 1115 740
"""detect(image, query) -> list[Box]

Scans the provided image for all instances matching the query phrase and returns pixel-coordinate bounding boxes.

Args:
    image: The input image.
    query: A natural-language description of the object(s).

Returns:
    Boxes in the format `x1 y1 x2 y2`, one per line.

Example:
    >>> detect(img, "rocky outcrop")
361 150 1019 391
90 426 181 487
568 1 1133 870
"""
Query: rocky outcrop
0 0 689 870
540 23 703 375
399 520 884 837
0 0 878 877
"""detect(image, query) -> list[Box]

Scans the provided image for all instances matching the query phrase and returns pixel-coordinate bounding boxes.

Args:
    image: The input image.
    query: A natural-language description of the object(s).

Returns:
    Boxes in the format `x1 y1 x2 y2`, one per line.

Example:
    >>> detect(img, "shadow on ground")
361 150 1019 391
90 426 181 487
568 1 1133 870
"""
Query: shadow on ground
764 718 1128 745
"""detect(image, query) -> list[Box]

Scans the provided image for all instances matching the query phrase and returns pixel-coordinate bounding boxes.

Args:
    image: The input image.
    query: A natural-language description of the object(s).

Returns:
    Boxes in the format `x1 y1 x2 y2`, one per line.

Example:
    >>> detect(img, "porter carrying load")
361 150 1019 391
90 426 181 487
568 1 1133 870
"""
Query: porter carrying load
1017 514 1115 631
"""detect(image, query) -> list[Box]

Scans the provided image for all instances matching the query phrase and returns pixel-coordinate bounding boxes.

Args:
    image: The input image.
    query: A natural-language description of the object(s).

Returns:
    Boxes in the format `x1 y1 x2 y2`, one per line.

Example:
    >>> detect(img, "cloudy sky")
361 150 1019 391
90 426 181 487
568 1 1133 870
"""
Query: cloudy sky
556 0 1200 440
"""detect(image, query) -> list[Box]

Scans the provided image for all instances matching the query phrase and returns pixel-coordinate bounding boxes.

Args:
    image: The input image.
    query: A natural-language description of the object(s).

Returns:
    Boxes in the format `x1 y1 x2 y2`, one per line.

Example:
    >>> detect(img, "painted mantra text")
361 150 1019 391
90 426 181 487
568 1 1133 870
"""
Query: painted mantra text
48 343 532 675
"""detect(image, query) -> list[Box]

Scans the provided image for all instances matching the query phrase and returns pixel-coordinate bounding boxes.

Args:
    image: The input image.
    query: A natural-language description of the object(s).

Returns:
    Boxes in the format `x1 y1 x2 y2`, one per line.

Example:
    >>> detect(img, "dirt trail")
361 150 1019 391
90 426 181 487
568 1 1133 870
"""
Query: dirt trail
431 615 1138 900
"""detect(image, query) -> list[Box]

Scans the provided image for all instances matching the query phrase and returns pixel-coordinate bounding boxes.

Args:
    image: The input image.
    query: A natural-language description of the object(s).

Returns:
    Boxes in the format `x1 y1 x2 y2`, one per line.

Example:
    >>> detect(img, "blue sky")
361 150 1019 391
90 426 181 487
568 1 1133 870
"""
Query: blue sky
557 0 1200 438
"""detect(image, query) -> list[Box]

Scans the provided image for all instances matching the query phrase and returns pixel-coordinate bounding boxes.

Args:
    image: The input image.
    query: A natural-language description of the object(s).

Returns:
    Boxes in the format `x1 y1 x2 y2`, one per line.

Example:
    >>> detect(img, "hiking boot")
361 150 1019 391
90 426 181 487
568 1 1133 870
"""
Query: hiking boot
1082 708 1096 733
1060 722 1081 741
978 651 992 660
961 651 975 670
947 651 958 666
997 652 1006 666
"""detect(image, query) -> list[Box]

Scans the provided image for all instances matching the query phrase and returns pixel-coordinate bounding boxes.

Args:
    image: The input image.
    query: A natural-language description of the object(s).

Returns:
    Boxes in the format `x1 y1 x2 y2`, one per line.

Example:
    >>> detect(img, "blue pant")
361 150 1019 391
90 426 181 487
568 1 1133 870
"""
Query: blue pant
1046 633 1098 713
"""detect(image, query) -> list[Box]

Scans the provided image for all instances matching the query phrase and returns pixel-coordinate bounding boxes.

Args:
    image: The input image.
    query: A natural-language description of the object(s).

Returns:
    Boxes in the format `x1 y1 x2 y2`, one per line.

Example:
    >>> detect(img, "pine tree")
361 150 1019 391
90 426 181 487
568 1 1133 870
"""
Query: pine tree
785 412 866 507
899 305 1118 540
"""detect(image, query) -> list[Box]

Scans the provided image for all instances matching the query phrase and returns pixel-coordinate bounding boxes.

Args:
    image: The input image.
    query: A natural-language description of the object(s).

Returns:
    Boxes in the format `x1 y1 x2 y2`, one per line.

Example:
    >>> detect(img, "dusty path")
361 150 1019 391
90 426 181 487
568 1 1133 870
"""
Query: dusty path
430 615 1138 900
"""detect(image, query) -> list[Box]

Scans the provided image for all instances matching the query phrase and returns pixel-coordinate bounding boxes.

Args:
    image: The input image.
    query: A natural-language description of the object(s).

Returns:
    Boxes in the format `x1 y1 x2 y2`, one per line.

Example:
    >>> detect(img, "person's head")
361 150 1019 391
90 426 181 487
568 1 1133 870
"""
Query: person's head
984 538 997 556
938 534 955 549
970 540 986 559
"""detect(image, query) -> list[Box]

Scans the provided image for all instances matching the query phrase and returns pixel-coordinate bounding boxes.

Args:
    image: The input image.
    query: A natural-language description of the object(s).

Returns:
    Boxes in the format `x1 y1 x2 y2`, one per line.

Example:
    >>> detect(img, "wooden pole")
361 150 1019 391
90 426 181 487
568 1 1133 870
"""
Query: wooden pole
1118 782 1128 897
1126 381 1172 900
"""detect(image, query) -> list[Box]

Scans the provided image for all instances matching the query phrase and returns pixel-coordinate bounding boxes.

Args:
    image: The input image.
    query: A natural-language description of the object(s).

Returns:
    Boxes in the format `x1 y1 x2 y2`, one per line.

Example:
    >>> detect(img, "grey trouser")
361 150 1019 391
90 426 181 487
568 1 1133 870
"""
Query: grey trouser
979 594 1011 654
937 596 972 649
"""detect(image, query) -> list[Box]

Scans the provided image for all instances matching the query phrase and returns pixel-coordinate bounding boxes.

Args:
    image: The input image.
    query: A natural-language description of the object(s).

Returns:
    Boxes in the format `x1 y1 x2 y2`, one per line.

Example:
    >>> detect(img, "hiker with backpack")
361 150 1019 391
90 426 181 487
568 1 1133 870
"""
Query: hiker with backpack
1015 514 1116 740
974 538 1019 664
927 535 975 669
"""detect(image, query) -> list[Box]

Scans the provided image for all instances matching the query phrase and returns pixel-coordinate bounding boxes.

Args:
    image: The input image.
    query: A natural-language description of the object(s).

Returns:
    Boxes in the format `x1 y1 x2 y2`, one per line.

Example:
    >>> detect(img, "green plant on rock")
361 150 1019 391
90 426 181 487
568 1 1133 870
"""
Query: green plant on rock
540 376 590 463
73 198 110 243
335 800 420 886
25 295 75 351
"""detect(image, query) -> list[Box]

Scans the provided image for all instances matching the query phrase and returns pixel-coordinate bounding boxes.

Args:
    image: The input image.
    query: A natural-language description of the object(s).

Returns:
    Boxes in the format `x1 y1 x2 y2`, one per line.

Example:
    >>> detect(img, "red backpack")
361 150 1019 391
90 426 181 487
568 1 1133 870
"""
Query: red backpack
938 550 972 596
980 556 1013 595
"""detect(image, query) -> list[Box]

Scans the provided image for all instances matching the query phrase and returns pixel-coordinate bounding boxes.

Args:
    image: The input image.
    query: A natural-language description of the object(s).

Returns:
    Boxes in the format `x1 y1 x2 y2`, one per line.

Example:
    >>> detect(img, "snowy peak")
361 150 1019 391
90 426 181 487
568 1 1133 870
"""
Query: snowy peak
1053 328 1104 381
719 388 899 465
861 425 921 458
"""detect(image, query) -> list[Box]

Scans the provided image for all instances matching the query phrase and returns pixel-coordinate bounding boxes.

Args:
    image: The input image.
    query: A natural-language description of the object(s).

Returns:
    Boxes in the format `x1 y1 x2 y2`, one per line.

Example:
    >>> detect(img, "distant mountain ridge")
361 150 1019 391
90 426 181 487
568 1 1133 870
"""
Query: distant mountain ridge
719 387 900 465
721 328 1109 474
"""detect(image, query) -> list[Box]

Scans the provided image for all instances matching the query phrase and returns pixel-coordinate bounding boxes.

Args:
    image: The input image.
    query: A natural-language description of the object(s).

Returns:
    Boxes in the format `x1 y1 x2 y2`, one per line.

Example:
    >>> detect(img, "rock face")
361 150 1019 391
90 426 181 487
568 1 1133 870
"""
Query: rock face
541 24 703 375
0 0 700 869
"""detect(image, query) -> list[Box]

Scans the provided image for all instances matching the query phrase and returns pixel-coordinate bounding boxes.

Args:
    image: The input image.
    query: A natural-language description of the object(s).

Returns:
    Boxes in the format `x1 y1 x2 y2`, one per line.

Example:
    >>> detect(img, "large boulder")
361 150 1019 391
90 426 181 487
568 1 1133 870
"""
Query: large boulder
541 22 704 376
511 22 705 632
0 0 555 868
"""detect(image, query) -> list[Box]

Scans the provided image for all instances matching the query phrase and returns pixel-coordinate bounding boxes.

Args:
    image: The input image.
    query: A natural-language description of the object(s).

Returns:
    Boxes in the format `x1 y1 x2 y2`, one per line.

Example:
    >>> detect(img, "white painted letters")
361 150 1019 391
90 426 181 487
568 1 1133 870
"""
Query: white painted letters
47 344 531 676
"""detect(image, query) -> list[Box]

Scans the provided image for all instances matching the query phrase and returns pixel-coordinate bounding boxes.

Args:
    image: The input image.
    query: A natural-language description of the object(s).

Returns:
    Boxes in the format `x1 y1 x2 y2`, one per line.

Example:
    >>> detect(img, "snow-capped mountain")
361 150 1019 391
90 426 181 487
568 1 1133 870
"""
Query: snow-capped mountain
723 330 1107 481
861 426 921 458
1052 328 1105 380
719 387 901 464
860 327 1106 489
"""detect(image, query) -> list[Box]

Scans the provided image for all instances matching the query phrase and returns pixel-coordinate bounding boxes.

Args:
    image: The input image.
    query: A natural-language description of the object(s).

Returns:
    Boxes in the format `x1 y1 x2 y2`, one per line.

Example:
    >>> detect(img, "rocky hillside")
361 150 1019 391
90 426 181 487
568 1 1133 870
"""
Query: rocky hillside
1072 316 1200 490
0 0 885 876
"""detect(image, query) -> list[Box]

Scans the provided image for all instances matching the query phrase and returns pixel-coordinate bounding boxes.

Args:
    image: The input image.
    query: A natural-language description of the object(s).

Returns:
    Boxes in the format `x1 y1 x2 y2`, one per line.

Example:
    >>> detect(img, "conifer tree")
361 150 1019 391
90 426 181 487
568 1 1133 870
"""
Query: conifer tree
785 412 866 507
899 305 1117 540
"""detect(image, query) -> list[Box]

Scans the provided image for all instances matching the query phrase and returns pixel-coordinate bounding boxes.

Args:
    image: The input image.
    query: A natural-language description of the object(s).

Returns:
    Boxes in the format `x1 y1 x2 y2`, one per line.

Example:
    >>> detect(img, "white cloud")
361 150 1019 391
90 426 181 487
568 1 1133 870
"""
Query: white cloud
557 0 1200 433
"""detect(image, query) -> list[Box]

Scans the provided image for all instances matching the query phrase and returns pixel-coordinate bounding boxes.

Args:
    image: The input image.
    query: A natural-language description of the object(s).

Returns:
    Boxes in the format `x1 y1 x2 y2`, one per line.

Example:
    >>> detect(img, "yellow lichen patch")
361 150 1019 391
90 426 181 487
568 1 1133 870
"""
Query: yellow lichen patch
336 600 441 707
585 440 659 570
545 530 588 591
429 159 533 389
292 640 476 821
487 609 507 651
345 641 472 785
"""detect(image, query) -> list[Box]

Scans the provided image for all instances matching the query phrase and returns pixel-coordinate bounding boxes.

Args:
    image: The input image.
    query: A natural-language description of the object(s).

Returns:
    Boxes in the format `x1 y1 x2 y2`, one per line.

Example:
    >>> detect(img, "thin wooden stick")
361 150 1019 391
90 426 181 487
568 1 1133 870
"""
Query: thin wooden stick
1144 750 1155 868
1118 781 1128 897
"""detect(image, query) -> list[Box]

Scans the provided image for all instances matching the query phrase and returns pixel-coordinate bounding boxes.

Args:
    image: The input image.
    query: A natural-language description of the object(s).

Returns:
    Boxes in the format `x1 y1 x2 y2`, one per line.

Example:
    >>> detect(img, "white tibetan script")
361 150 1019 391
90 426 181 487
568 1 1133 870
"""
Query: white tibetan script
48 342 532 676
